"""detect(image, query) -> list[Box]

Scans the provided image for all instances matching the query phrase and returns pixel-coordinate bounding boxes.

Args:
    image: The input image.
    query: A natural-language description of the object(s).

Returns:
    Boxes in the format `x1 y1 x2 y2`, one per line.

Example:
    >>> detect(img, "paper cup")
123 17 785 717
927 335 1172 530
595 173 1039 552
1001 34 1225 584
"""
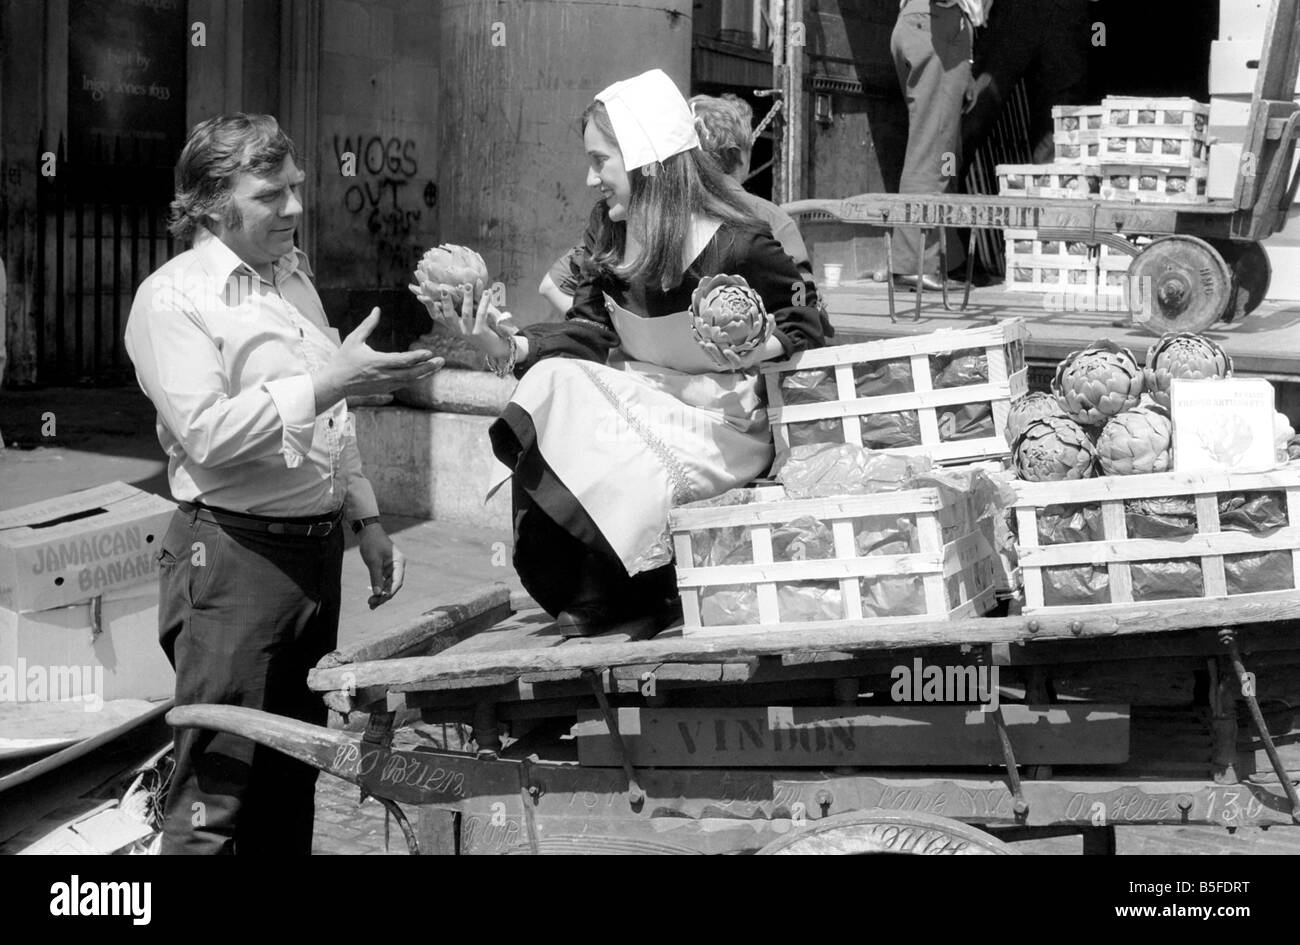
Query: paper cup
822 263 843 288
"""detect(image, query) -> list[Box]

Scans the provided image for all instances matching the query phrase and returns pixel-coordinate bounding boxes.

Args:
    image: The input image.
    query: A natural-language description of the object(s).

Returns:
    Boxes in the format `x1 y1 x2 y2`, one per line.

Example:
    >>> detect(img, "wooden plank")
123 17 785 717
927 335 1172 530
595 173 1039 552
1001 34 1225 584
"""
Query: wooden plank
306 595 1300 693
317 582 516 669
572 705 1130 767
760 320 1026 372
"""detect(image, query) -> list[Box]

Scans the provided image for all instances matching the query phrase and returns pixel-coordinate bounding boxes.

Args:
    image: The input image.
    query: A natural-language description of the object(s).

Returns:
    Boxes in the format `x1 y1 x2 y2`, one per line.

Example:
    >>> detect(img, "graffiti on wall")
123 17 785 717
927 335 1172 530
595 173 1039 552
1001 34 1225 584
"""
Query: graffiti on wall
332 134 438 283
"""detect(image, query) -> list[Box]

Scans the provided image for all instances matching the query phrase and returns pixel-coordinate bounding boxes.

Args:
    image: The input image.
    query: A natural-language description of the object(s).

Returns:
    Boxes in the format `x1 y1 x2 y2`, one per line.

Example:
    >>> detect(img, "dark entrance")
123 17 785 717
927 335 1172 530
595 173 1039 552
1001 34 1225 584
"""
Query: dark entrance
34 0 187 384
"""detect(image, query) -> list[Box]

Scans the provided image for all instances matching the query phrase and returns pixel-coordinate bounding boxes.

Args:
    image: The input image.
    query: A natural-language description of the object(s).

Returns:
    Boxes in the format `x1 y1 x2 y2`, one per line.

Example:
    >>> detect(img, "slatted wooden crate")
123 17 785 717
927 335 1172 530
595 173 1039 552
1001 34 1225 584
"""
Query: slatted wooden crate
671 485 1000 637
762 320 1029 465
1013 467 1300 616
1099 97 1209 167
997 164 1100 198
1098 164 1209 204
1004 228 1097 297
1096 240 1138 306
1052 105 1103 162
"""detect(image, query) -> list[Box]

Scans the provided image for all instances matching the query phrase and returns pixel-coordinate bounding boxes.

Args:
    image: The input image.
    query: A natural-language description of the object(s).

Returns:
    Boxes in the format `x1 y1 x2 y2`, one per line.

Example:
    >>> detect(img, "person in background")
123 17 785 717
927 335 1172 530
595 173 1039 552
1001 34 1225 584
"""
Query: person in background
961 0 1090 167
125 114 442 854
891 0 991 292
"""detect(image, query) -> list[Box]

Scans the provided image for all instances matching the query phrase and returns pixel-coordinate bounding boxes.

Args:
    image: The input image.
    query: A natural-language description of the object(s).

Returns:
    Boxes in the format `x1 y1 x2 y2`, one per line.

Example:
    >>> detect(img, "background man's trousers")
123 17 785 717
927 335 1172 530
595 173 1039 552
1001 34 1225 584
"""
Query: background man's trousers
891 1 973 278
157 508 343 854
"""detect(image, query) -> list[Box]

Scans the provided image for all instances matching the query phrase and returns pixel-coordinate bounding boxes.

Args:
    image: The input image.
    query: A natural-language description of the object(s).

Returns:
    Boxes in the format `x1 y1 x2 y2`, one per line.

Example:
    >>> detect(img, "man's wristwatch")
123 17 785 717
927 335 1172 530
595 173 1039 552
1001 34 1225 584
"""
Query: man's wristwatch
351 516 382 534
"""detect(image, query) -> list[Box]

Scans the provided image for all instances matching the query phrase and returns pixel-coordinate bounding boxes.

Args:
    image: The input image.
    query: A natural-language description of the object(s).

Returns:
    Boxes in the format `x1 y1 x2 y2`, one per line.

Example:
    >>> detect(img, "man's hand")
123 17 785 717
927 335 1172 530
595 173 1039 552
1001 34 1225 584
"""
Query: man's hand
357 522 405 610
314 308 444 412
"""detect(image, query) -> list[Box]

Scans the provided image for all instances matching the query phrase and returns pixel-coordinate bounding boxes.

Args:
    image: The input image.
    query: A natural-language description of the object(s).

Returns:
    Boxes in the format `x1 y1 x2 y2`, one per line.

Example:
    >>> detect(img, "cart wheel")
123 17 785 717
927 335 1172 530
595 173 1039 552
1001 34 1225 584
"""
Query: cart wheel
755 810 1019 855
1127 235 1233 333
1212 240 1272 323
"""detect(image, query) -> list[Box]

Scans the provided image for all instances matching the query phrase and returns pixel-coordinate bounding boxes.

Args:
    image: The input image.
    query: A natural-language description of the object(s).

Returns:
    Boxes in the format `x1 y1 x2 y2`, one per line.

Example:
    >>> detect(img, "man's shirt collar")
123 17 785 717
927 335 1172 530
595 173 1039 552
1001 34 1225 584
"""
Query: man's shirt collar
192 226 313 287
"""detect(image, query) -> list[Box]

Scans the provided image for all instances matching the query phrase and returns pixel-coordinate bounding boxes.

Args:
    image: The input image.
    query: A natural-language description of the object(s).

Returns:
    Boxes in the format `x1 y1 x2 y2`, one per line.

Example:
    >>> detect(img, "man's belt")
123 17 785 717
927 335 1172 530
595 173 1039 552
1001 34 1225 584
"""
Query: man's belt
179 501 345 538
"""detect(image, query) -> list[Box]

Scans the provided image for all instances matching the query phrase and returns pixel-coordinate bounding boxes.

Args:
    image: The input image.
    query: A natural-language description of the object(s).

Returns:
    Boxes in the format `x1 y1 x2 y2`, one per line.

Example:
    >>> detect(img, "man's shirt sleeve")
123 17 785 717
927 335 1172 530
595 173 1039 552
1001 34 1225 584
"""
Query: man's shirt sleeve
125 278 320 469
341 430 381 521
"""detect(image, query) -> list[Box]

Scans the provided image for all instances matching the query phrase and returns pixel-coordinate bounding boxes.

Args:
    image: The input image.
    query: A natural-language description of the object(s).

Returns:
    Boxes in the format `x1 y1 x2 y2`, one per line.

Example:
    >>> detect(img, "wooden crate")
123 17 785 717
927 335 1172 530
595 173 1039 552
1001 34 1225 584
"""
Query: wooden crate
1096 240 1138 306
997 163 1100 199
1099 96 1209 166
1013 466 1300 616
1004 228 1097 298
1098 164 1209 204
671 485 999 637
1052 105 1103 162
762 320 1029 465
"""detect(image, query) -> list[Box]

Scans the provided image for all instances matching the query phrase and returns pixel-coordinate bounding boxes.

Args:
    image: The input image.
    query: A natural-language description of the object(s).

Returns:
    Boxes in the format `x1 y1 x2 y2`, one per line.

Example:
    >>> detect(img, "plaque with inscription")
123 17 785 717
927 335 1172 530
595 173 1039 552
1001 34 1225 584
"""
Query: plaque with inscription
67 0 187 167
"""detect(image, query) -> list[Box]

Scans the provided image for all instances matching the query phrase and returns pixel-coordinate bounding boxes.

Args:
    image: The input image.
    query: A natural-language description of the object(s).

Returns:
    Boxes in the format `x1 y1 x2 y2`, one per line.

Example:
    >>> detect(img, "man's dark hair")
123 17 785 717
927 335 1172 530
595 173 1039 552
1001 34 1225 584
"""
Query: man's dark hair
168 113 298 243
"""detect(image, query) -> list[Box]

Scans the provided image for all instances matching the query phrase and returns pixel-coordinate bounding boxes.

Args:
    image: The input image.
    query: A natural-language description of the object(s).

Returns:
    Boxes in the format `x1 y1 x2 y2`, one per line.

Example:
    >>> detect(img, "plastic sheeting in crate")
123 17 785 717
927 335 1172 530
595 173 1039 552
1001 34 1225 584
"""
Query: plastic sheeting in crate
1099 96 1209 166
670 485 999 636
1012 466 1300 615
762 321 1030 466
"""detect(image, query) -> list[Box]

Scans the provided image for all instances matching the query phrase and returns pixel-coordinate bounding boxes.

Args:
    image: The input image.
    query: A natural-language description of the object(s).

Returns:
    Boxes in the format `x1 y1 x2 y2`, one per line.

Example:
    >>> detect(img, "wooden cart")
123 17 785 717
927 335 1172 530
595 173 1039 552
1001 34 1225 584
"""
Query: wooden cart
780 0 1300 334
168 583 1300 855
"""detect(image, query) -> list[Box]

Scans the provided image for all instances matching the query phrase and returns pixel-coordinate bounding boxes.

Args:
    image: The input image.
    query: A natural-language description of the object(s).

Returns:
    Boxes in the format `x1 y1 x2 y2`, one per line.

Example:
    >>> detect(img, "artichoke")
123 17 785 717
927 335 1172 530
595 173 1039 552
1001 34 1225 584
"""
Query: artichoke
1004 391 1067 446
690 274 773 362
412 243 490 309
1096 404 1173 476
1143 332 1232 409
1013 416 1099 482
1053 340 1144 426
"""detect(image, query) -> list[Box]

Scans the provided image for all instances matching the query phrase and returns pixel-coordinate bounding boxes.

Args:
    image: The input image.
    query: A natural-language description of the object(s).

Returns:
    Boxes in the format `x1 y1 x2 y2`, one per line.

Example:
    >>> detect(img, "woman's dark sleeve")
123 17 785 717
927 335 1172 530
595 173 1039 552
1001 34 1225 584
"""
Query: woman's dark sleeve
514 262 620 377
730 229 826 357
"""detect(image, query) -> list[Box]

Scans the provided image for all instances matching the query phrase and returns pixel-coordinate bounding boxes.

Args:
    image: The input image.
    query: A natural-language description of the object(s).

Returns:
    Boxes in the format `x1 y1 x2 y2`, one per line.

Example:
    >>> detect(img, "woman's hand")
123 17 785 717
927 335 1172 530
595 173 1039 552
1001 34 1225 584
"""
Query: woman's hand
412 277 513 360
703 335 785 373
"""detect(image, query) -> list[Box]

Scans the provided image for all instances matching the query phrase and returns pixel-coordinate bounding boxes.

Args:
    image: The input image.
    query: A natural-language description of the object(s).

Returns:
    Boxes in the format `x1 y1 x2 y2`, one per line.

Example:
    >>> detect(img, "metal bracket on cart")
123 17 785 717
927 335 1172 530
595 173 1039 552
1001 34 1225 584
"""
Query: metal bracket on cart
993 705 1030 825
1219 627 1300 824
584 668 646 810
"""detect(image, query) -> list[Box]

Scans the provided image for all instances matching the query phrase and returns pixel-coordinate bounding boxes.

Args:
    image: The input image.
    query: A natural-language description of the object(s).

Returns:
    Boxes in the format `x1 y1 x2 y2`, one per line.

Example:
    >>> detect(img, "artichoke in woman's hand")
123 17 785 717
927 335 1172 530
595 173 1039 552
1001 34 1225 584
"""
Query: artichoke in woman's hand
1004 391 1067 446
691 274 774 366
1143 332 1232 409
1053 340 1144 427
1013 416 1098 481
410 244 490 310
1096 404 1173 476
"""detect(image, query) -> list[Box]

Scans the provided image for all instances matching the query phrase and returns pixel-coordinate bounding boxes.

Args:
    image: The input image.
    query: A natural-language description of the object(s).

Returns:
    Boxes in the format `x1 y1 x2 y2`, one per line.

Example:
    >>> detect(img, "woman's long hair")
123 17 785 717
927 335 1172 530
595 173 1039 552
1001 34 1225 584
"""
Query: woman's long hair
582 101 759 292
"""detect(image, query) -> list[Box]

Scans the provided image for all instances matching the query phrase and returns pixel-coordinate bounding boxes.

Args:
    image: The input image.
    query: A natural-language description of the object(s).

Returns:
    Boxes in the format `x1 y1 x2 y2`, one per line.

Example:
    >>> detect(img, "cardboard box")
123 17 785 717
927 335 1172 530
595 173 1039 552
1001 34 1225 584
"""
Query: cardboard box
1210 40 1300 96
0 482 174 613
1219 0 1268 42
1208 141 1244 200
0 583 175 703
1219 0 1269 40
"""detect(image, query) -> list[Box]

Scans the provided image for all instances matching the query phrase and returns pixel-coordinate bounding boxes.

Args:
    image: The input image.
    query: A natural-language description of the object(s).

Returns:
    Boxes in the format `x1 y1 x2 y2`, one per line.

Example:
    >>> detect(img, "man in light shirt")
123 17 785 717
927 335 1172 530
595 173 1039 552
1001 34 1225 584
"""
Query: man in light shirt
125 114 442 854
891 0 991 292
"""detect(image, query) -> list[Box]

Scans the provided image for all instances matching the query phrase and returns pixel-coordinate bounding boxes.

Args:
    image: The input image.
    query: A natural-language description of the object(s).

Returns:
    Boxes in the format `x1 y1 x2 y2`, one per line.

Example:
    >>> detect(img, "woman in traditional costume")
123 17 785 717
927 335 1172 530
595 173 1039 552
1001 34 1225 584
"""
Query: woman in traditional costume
419 69 826 635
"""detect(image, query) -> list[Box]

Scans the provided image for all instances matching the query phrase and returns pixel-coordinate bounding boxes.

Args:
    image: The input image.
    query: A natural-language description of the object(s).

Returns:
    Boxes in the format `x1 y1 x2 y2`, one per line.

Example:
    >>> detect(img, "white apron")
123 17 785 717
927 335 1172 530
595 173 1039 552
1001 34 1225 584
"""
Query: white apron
503 294 773 575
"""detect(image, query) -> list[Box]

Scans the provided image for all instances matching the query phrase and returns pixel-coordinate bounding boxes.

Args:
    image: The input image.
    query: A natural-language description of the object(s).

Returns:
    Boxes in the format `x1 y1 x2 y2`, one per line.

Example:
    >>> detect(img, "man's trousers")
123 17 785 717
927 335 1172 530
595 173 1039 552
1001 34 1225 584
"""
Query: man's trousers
156 507 343 854
891 2 974 278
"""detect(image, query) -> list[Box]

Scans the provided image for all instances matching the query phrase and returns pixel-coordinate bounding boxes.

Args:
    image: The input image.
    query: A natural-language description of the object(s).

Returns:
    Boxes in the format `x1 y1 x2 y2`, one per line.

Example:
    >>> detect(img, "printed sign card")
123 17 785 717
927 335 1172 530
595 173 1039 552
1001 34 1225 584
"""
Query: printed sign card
1170 377 1277 472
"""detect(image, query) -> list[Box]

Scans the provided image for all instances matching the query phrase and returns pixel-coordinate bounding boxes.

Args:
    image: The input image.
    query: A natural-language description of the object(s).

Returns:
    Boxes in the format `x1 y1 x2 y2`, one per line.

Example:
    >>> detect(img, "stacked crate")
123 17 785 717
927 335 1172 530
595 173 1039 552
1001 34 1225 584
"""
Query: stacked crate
996 97 1209 307
1051 105 1104 163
